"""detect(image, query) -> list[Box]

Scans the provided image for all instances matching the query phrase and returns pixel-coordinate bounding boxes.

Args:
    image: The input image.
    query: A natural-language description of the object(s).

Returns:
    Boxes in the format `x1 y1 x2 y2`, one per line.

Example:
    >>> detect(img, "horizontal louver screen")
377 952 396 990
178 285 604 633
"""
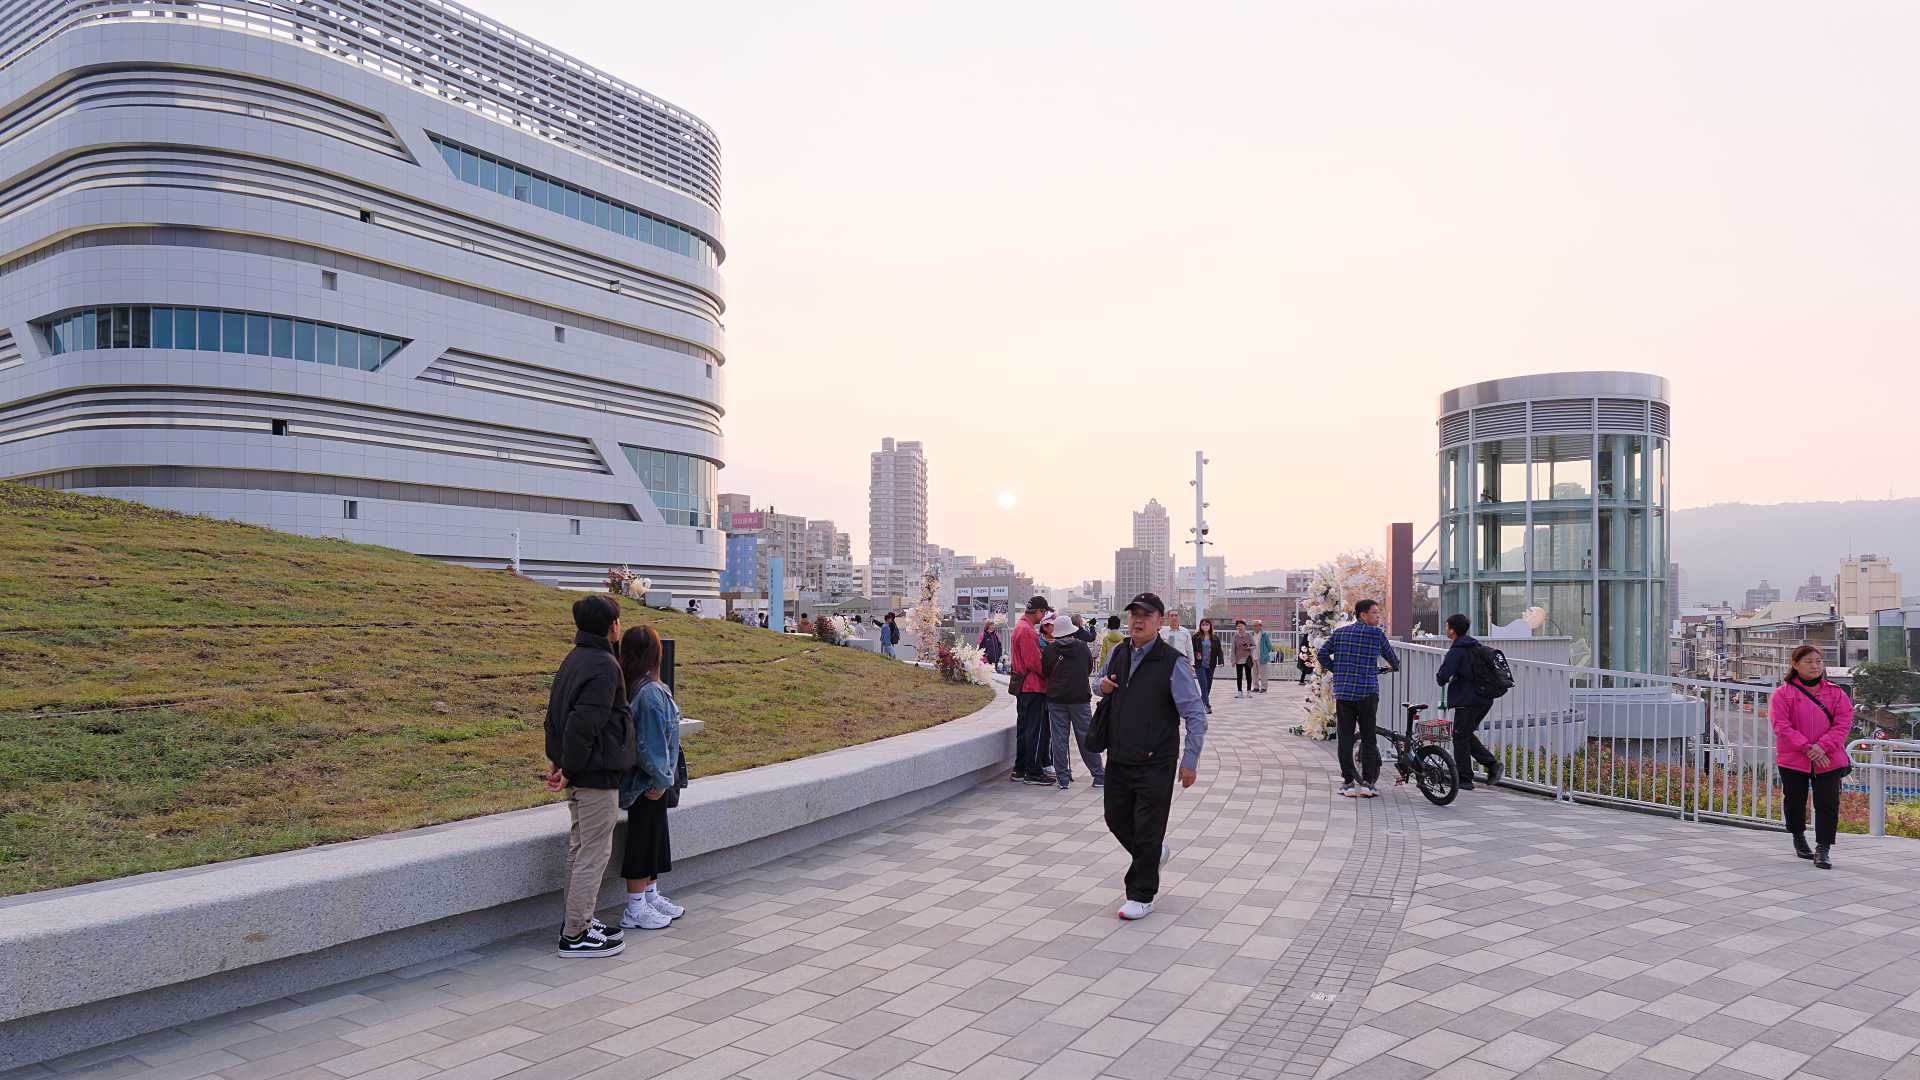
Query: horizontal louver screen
0 67 409 159
425 350 722 435
1597 399 1648 431
1650 402 1671 437
0 388 608 472
1439 412 1469 446
0 330 20 372
1529 399 1592 434
1472 403 1526 439
0 0 723 211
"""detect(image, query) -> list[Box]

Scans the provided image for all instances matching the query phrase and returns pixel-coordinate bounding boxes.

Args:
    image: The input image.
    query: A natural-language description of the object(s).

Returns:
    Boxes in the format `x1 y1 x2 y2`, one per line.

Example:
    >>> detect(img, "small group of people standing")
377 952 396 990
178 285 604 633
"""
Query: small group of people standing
1185 617 1274 711
1009 596 1100 787
542 595 685 958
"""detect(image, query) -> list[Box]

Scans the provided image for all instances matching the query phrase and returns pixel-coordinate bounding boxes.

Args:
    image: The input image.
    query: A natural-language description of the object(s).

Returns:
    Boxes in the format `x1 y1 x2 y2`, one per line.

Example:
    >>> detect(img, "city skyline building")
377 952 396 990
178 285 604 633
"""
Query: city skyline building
1795 574 1835 604
1838 554 1903 617
1438 372 1671 672
1132 498 1175 596
869 437 928 575
1744 579 1782 611
0 0 728 596
1114 546 1154 604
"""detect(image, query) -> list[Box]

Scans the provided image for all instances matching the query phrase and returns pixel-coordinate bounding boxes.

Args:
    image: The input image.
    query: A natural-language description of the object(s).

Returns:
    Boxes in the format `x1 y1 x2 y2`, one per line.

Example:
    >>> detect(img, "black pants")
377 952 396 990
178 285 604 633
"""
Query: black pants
1104 758 1177 903
1015 692 1049 775
1335 696 1381 785
1780 766 1843 847
1235 661 1253 692
1297 663 1311 685
1450 704 1498 786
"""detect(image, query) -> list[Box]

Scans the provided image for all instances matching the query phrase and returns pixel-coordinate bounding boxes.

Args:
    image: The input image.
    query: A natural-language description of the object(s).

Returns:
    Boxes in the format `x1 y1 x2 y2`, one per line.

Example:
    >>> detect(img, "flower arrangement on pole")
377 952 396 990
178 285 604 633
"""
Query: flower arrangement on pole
605 566 651 600
1295 549 1388 741
903 563 943 662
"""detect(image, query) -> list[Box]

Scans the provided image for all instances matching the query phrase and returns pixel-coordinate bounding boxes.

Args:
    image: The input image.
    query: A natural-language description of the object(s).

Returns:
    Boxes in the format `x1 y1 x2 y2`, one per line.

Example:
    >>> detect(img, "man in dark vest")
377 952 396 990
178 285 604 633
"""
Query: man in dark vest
1095 592 1209 921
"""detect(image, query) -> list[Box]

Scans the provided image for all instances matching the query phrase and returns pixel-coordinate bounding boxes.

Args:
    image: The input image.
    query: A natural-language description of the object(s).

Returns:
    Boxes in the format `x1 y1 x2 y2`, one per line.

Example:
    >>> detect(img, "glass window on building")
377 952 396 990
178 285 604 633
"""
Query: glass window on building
1478 583 1527 636
1476 512 1527 575
1533 581 1594 667
1597 434 1645 502
622 446 716 527
1531 511 1592 574
1532 434 1593 501
1441 446 1470 513
1475 438 1527 505
1598 506 1646 572
39 306 401 372
1598 580 1648 671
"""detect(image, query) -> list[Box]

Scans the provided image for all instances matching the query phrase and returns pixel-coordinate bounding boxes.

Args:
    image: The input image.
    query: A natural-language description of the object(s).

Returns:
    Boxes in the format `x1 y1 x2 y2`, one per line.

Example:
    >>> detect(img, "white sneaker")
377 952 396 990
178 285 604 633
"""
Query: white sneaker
1339 784 1359 798
1117 900 1153 920
619 898 671 930
647 892 685 920
1361 784 1380 798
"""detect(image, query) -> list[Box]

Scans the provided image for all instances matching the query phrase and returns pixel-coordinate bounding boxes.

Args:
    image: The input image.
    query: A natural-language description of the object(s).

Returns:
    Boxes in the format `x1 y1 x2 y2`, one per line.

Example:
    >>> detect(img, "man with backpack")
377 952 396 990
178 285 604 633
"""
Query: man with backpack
1435 613 1506 791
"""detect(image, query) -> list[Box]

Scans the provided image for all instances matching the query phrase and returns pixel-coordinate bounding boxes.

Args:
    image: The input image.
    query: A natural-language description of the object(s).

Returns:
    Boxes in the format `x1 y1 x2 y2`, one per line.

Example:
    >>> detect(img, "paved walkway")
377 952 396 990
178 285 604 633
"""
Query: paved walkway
18 686 1920 1080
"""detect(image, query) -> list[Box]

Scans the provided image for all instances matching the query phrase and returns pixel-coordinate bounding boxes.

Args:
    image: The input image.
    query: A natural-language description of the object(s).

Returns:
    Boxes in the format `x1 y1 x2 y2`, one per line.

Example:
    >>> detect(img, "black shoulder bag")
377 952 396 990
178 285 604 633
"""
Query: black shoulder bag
1787 680 1852 779
1086 641 1129 754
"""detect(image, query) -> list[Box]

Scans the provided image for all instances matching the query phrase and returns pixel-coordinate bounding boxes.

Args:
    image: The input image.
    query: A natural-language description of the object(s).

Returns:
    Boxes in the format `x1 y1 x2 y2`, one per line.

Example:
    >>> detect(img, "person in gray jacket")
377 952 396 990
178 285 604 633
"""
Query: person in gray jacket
1041 612 1103 791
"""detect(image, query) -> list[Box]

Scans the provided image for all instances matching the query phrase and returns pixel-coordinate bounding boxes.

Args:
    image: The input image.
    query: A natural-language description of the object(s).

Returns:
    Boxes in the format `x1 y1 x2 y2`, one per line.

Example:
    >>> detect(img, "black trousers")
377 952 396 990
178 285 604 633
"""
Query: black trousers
1335 696 1382 785
1235 661 1253 692
1450 704 1498 785
1297 663 1311 685
1015 692 1049 775
1104 758 1177 903
1779 766 1844 847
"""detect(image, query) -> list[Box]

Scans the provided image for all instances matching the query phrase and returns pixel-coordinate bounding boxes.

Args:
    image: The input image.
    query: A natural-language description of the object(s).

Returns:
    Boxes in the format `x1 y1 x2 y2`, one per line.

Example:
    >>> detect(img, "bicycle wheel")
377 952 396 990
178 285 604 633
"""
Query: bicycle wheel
1413 747 1458 806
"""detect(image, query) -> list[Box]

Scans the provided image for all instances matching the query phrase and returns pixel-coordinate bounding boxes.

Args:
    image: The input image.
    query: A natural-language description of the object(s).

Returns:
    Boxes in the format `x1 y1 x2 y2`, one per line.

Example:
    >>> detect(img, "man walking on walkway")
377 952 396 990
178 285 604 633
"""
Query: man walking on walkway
1042 612 1102 790
1436 613 1503 790
1097 592 1208 921
1316 599 1400 798
1159 609 1194 661
1010 595 1053 784
543 595 633 957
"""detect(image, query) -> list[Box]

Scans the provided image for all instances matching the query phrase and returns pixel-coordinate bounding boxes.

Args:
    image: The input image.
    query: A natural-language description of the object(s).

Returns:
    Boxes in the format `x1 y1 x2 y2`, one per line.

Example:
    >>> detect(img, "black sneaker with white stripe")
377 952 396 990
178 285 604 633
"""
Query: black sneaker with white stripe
589 918 623 944
557 925 624 958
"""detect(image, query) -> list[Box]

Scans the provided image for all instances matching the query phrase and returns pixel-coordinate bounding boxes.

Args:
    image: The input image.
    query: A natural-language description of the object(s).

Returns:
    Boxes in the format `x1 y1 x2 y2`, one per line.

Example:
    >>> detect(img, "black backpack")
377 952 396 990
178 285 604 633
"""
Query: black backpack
1471 643 1515 699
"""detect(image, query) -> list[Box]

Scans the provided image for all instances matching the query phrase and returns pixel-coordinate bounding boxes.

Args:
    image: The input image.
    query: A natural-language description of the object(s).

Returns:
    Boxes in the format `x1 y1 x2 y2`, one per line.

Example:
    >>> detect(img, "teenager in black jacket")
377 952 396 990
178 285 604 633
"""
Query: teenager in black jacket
1041 613 1103 791
542 595 634 958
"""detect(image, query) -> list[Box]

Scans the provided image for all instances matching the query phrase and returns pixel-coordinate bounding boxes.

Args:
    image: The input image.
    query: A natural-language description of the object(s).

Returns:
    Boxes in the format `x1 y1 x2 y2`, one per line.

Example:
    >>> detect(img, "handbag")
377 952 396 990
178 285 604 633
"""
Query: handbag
664 750 688 808
1085 642 1130 754
1787 680 1853 778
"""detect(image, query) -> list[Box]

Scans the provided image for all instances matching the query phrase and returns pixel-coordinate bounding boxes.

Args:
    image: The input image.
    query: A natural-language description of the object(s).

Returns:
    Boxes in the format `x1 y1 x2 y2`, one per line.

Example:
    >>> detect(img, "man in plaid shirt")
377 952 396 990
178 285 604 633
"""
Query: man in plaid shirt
1316 599 1400 798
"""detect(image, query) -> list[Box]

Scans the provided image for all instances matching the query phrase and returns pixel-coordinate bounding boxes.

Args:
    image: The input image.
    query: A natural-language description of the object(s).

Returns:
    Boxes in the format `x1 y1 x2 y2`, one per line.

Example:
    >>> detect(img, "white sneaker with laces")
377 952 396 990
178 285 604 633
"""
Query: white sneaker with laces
619 898 671 930
647 892 685 920
1117 900 1154 921
1339 784 1359 798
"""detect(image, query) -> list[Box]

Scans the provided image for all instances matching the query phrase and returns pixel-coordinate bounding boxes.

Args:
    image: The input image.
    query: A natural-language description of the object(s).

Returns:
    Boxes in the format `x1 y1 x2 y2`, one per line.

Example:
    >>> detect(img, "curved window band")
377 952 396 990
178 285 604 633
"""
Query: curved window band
40 305 404 371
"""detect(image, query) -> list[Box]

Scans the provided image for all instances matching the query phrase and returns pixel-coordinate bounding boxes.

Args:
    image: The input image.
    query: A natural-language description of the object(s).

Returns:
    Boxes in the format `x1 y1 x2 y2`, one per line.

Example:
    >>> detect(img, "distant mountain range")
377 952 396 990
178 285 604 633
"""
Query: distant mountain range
1673 498 1920 608
1226 497 1920 607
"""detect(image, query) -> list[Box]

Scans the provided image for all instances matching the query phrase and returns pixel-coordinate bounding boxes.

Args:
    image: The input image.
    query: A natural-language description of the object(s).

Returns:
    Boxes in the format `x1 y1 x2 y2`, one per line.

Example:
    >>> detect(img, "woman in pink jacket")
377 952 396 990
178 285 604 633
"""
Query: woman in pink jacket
1769 644 1853 869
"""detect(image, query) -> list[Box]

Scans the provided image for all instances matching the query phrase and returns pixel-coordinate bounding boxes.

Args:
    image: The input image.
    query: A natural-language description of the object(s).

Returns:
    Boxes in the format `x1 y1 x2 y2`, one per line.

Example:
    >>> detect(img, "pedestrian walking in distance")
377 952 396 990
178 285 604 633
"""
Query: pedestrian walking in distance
1191 617 1222 713
979 619 1004 668
616 624 686 930
1231 619 1255 698
1252 619 1271 693
1097 592 1208 921
1771 644 1853 869
880 611 901 659
1009 595 1054 784
1159 609 1194 661
1041 612 1103 790
1435 613 1502 790
1316 599 1400 799
543 595 634 957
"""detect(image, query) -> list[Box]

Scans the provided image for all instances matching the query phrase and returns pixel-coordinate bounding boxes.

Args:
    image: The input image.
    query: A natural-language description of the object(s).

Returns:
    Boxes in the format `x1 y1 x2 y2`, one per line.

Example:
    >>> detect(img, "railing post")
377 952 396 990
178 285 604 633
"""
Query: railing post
1870 744 1887 838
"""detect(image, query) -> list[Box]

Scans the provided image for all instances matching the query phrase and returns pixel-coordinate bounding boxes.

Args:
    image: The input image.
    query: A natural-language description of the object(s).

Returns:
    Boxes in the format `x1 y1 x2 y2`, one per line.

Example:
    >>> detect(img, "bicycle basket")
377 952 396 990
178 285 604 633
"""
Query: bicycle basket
1415 718 1454 746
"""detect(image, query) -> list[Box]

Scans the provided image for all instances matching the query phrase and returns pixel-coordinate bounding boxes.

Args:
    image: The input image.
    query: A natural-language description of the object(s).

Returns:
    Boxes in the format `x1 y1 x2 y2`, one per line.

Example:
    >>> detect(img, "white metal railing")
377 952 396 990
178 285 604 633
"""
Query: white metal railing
1846 739 1920 837
1372 641 1920 833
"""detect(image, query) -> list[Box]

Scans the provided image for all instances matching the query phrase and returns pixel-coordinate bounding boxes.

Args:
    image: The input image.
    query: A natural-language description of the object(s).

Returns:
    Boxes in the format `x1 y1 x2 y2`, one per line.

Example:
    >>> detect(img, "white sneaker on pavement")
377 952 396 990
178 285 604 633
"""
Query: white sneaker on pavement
647 892 685 920
619 898 671 930
1117 900 1154 921
1339 784 1359 798
1361 784 1380 798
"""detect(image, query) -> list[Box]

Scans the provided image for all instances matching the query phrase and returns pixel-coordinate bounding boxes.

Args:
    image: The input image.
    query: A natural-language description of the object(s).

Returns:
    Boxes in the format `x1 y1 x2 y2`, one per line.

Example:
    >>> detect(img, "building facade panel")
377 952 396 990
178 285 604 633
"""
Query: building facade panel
0 4 727 595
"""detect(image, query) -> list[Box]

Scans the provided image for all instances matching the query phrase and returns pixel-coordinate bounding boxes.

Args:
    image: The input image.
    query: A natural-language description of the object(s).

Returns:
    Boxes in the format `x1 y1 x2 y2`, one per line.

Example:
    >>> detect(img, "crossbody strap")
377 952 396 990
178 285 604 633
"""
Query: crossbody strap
1788 680 1836 731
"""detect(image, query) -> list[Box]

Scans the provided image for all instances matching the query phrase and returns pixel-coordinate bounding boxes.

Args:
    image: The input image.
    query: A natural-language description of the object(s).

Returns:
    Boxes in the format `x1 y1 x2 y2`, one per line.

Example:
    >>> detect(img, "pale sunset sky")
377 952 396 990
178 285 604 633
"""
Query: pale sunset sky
485 0 1920 587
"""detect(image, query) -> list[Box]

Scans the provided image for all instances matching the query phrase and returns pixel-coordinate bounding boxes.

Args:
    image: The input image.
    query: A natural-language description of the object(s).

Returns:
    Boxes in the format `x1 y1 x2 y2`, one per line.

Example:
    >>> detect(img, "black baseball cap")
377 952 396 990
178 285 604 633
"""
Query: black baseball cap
1124 592 1166 615
1024 595 1052 613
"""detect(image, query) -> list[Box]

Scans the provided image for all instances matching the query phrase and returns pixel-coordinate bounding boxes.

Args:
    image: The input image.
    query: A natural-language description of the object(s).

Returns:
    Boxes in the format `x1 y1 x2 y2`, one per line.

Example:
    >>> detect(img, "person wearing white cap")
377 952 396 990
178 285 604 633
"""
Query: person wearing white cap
1041 611 1103 790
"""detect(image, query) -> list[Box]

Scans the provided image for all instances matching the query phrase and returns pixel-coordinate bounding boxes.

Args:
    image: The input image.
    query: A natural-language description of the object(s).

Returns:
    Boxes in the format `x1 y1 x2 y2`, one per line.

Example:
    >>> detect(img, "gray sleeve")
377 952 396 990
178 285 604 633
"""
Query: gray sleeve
1167 658 1209 771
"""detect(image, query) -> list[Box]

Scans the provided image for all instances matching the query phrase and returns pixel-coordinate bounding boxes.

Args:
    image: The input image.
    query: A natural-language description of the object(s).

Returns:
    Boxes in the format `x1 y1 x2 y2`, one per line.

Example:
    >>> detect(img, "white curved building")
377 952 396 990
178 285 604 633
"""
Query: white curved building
0 0 727 596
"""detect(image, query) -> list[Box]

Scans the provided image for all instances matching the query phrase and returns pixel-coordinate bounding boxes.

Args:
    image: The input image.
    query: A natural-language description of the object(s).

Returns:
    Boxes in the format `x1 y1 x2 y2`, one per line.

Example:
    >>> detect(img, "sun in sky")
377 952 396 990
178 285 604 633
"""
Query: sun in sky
996 491 1018 512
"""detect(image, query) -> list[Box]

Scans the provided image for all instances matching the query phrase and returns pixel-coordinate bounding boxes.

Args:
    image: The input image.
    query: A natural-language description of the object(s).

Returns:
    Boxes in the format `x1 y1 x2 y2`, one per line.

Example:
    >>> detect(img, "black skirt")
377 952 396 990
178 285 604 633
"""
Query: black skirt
620 794 672 879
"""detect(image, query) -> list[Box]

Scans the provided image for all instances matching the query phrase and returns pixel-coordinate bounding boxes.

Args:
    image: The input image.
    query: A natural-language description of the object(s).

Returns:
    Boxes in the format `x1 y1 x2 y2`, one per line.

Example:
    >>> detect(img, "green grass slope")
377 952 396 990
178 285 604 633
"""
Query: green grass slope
0 484 991 896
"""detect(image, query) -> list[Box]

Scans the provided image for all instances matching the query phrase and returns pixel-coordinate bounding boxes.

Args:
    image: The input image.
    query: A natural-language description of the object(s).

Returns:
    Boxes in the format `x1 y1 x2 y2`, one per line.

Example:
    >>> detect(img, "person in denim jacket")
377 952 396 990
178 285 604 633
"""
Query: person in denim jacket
617 625 685 930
